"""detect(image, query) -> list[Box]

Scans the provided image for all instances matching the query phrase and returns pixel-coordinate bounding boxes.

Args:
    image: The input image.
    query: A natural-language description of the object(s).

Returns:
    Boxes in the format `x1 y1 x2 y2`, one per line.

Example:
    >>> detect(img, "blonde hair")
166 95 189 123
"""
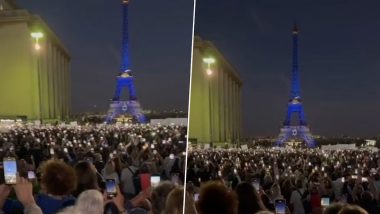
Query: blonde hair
164 187 184 214
184 191 198 214
338 205 368 214
74 190 104 214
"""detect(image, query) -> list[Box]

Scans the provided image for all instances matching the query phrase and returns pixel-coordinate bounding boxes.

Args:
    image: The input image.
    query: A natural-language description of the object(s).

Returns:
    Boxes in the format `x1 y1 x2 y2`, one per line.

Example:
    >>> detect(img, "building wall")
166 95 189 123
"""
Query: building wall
189 36 242 144
0 4 70 121
0 21 39 119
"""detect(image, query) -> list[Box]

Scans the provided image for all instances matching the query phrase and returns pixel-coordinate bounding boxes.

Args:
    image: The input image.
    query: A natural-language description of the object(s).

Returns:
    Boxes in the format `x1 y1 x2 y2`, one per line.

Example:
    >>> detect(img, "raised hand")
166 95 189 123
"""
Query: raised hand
13 176 35 207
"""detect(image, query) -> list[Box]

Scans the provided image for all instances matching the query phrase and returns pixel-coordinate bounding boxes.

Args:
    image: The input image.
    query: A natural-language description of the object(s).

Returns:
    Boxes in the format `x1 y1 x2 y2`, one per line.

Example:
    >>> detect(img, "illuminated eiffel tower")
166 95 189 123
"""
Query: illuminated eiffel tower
276 25 315 147
106 0 146 123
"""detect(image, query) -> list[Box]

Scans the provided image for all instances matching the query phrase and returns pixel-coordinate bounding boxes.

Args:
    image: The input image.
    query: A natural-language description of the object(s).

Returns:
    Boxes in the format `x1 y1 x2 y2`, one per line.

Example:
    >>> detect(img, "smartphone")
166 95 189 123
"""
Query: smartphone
106 179 117 198
3 157 17 185
275 199 286 214
321 196 330 207
27 171 36 180
352 175 358 179
194 193 200 202
150 175 160 188
362 177 368 182
50 148 55 155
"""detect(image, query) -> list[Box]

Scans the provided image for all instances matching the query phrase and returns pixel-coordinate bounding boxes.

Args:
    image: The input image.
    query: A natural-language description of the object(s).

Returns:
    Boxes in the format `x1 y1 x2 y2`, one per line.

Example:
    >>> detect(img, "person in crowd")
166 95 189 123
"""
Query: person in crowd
0 122 187 214
186 147 380 214
197 181 238 214
73 161 101 197
271 183 284 200
290 178 307 214
235 182 268 214
94 153 105 173
35 160 77 214
73 190 104 214
338 205 368 214
324 203 345 214
120 157 139 198
151 181 176 214
255 211 275 214
163 186 184 214
102 160 120 185
0 176 43 214
183 190 198 214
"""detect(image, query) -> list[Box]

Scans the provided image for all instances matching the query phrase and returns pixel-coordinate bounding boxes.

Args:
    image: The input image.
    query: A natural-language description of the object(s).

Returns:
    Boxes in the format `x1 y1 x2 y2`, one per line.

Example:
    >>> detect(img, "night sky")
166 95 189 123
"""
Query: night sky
18 0 194 113
195 0 380 137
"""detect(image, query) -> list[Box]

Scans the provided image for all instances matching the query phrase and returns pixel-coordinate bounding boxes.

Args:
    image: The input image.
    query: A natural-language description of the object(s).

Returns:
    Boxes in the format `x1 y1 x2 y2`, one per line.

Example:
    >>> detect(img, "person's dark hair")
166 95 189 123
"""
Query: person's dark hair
197 181 238 214
324 203 345 214
235 182 267 214
113 156 123 177
104 202 119 214
73 161 99 197
125 156 133 166
295 178 303 189
151 181 176 214
41 160 77 196
338 205 368 214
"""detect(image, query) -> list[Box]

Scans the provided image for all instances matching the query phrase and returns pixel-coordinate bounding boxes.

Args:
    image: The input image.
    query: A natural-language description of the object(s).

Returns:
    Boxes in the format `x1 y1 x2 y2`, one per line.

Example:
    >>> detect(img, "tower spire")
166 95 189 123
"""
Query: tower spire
292 22 298 34
290 24 301 99
120 0 131 72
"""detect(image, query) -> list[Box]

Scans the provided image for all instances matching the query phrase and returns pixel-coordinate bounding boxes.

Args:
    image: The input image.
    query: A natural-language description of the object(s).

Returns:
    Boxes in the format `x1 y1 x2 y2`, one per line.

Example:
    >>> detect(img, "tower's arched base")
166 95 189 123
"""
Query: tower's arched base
276 125 315 148
105 100 146 124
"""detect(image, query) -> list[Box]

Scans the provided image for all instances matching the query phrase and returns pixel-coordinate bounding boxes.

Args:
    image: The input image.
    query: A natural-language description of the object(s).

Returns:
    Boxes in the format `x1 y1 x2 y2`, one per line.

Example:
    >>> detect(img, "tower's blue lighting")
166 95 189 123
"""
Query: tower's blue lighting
276 24 315 148
120 4 131 73
106 1 146 124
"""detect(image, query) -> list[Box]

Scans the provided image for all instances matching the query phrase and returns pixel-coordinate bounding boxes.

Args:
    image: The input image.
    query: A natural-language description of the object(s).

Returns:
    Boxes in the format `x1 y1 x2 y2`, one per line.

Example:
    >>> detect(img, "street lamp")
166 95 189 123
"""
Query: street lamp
206 68 213 76
203 57 215 76
203 57 216 64
31 31 44 123
31 32 44 51
203 56 216 145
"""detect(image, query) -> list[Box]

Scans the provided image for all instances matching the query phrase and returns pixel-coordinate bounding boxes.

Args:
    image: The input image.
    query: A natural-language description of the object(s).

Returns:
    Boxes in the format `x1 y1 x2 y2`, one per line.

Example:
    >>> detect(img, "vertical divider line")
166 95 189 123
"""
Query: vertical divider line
183 0 197 213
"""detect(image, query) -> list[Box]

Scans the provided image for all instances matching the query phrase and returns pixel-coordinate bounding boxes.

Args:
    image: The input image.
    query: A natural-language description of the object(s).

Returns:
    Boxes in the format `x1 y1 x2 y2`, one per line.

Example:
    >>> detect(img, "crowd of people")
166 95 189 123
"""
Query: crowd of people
0 122 187 214
186 147 380 214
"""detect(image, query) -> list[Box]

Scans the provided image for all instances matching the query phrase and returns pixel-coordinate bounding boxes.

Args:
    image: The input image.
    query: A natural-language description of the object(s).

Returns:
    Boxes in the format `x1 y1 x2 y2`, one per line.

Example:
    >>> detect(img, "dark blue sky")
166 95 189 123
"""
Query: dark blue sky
18 0 194 113
195 0 380 137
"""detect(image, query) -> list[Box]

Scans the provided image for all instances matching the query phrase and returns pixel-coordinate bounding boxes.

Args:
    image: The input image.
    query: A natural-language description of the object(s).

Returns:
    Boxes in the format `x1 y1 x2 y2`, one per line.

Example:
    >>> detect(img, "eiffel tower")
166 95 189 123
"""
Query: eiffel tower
106 0 146 123
276 25 315 147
